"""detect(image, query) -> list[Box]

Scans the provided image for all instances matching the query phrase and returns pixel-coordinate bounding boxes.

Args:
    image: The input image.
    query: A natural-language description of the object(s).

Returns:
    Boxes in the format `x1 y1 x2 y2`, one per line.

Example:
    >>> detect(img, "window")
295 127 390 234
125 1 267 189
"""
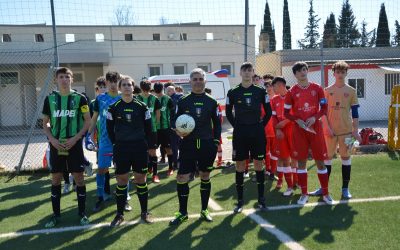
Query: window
153 33 160 41
385 73 400 95
125 34 133 41
197 63 211 72
348 79 365 98
206 33 213 41
65 34 75 43
173 64 186 75
35 34 44 42
73 72 84 83
180 33 187 41
0 72 18 85
95 33 104 42
221 63 234 76
149 65 162 76
2 34 11 42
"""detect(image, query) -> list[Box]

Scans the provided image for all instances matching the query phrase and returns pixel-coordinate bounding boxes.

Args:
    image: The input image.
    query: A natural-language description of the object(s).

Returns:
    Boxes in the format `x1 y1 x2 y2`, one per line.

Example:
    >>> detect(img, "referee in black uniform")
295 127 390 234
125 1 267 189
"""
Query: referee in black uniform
169 68 221 225
226 62 272 212
106 76 153 227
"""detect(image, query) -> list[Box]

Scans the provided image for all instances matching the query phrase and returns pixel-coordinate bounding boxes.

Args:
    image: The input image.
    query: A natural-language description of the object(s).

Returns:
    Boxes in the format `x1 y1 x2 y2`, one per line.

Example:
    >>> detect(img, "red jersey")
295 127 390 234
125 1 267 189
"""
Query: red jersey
284 83 325 121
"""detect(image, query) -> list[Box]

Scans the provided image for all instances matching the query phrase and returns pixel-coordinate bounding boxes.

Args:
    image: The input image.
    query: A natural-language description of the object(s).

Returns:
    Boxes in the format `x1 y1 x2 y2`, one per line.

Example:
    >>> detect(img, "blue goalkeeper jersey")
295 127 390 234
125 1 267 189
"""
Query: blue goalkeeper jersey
93 92 121 147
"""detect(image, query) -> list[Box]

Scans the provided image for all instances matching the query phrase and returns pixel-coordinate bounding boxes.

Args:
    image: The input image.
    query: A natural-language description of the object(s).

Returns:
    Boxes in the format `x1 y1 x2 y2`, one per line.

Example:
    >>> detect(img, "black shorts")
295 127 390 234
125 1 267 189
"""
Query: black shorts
157 129 171 148
178 138 217 175
232 123 266 161
113 140 149 175
49 139 85 173
147 132 158 149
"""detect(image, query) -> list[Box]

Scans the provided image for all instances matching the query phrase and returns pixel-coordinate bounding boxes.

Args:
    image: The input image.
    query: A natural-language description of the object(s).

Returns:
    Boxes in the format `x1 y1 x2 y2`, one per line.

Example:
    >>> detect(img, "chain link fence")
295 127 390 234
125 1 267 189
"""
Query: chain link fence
0 0 398 172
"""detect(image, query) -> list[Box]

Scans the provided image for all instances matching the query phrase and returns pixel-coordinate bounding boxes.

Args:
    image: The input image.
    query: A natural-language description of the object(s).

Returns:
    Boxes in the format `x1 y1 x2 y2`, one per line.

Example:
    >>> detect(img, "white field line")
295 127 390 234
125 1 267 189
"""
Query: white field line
1 195 399 240
208 198 223 211
243 209 305 250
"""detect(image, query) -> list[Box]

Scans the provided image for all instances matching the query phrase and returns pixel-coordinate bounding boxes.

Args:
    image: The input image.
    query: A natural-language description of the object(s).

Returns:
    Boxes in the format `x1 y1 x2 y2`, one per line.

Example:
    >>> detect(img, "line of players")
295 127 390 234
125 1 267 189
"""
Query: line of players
42 59 359 228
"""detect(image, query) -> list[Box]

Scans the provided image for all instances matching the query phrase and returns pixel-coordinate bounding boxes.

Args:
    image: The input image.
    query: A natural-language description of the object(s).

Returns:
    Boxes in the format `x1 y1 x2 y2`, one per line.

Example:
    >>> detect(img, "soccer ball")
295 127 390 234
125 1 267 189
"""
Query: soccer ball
175 114 195 134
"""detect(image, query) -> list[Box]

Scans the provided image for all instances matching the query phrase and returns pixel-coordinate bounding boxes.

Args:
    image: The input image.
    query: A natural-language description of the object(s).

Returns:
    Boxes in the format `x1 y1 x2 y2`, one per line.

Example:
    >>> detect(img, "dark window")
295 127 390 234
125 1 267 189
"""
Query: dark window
35 34 44 42
174 65 185 74
149 66 161 76
153 33 160 41
0 72 18 84
180 33 187 41
125 34 133 41
221 64 233 75
348 79 365 98
2 34 11 42
385 73 400 95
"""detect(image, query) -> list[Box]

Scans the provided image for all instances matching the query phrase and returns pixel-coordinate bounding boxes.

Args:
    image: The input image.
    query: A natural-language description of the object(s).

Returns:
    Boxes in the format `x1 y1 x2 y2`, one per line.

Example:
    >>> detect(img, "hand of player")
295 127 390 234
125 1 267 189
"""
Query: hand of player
353 130 362 143
295 119 306 129
305 116 316 128
275 129 284 139
85 133 96 151
276 119 289 129
64 136 79 150
173 128 189 138
49 137 64 151
326 127 335 137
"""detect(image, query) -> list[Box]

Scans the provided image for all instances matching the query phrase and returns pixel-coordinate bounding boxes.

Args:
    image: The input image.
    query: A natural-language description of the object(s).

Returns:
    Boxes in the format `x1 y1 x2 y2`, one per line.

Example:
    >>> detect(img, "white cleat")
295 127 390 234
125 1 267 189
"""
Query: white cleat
63 183 71 194
323 194 334 205
243 172 250 178
297 195 309 205
283 188 294 197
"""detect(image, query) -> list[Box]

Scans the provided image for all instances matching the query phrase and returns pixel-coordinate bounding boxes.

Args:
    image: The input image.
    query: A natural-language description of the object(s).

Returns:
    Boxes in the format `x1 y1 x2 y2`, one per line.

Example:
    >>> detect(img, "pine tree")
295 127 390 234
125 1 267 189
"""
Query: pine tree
338 0 360 47
376 3 390 47
393 20 400 46
270 24 276 51
298 0 320 49
282 0 292 49
260 0 276 52
369 28 376 47
323 13 337 48
360 20 370 47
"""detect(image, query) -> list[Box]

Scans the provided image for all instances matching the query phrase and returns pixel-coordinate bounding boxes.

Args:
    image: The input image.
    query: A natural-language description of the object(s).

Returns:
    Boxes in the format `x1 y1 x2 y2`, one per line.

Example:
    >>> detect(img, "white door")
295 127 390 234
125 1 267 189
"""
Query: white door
0 72 23 126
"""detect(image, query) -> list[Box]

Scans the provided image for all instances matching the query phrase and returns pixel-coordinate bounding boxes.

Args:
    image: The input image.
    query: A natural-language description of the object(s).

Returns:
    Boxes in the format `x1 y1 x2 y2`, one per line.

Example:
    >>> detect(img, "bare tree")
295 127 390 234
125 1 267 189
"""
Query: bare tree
114 5 134 25
159 16 169 25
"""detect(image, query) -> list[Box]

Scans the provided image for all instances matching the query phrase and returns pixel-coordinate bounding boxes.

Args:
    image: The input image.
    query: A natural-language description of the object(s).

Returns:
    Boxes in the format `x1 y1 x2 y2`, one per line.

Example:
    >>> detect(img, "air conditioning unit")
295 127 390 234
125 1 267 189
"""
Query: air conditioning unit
168 33 174 39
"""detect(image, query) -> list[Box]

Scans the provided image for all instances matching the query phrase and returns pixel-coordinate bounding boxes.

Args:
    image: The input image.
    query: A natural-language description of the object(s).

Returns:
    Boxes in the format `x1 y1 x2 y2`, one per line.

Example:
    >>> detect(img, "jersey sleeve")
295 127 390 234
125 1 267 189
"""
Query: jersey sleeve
79 95 89 113
42 96 50 116
106 105 116 144
350 88 359 107
284 89 293 110
93 98 100 112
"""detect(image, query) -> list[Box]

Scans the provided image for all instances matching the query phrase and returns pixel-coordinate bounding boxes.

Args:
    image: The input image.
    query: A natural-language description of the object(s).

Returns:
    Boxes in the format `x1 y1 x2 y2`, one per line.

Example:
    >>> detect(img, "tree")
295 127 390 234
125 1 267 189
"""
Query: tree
360 20 376 47
159 16 168 25
322 13 337 48
260 0 276 52
369 28 376 47
376 3 390 47
338 0 360 47
393 20 400 46
270 24 276 51
298 0 320 49
282 0 292 49
114 6 134 25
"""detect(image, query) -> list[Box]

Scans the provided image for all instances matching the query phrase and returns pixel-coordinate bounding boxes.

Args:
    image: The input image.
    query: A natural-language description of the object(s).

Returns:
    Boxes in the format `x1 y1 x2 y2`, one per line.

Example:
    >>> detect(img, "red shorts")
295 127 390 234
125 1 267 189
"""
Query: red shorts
275 125 293 159
266 137 276 157
291 121 327 161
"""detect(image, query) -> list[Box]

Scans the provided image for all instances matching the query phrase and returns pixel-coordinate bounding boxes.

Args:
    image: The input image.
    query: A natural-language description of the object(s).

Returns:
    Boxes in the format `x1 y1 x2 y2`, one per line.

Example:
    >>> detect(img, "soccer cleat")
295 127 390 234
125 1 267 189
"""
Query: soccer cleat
297 195 309 205
167 169 174 177
124 202 132 212
141 212 154 224
80 214 90 226
169 212 188 226
283 188 294 197
200 209 213 222
309 187 323 196
243 172 250 178
44 215 59 228
342 188 352 199
258 198 267 211
276 180 283 190
269 173 277 181
92 200 104 213
233 201 244 213
63 183 71 194
323 194 334 205
110 214 124 227
152 175 160 183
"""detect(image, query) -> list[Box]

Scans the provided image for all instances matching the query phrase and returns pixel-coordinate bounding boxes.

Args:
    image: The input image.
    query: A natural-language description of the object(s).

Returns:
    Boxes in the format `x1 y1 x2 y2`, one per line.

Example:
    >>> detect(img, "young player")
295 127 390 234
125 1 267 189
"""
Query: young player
42 67 91 227
137 80 161 183
310 61 361 199
166 85 183 171
169 68 221 225
87 71 122 212
153 82 175 176
107 76 153 226
284 62 333 205
226 62 272 212
271 76 295 196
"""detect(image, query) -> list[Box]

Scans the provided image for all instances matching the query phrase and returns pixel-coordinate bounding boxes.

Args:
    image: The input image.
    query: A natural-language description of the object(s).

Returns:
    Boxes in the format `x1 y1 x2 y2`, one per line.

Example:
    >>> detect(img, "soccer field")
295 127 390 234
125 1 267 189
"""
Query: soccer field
0 153 399 250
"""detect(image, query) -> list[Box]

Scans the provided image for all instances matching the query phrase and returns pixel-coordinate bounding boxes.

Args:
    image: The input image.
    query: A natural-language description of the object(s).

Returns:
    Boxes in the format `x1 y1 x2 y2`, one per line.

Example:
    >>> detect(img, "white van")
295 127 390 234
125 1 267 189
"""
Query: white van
148 69 231 115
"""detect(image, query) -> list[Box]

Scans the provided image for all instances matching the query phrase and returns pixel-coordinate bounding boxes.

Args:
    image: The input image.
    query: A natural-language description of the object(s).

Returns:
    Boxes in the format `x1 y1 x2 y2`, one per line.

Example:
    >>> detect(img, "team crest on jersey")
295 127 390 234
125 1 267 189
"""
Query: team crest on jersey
330 92 334 96
303 102 311 112
293 151 298 157
311 90 316 96
296 93 300 98
70 99 75 107
335 102 340 110
196 107 202 117
125 113 132 122
245 98 251 106
344 93 349 98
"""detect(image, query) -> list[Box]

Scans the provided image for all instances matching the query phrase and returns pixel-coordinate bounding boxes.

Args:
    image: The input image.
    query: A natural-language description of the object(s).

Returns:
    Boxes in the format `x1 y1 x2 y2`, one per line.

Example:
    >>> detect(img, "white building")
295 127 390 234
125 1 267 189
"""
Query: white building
0 23 255 127
256 47 400 121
